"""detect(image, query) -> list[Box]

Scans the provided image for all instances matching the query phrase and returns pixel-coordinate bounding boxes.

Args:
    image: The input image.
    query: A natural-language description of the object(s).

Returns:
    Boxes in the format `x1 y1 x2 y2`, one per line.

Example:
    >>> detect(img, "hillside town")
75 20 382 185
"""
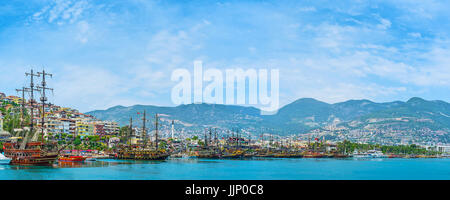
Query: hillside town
2 89 450 159
0 92 119 150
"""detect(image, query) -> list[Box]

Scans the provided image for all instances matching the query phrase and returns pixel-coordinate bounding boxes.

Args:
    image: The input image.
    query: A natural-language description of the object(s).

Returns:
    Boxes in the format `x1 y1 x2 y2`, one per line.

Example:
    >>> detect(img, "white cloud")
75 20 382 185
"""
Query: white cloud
51 66 125 111
31 0 90 25
408 32 422 38
298 7 316 12
409 44 450 86
76 21 90 43
377 18 391 30
294 83 407 104
4 0 449 111
145 30 191 65
50 64 177 112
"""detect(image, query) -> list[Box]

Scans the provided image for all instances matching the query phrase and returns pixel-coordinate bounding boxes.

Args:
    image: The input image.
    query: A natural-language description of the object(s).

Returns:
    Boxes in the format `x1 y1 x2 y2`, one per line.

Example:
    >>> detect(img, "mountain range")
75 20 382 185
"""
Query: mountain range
86 97 450 144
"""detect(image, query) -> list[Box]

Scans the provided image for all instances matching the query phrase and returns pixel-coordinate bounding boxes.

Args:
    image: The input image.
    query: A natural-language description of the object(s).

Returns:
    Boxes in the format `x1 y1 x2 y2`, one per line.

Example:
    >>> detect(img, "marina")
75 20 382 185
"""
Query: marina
0 69 448 181
1 157 449 180
1 0 450 185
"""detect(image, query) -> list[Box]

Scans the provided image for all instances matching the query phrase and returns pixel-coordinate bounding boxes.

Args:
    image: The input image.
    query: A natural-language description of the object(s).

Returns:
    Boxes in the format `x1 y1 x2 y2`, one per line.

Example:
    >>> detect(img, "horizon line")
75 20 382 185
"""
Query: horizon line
85 96 447 113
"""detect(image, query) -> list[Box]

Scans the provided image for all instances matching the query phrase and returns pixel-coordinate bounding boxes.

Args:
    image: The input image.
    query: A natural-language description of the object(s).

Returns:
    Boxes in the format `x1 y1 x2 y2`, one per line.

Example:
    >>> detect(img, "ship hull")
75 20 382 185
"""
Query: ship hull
3 142 59 166
9 154 59 166
196 155 221 159
115 150 170 160
221 153 245 159
0 159 11 165
59 156 86 162
116 154 170 160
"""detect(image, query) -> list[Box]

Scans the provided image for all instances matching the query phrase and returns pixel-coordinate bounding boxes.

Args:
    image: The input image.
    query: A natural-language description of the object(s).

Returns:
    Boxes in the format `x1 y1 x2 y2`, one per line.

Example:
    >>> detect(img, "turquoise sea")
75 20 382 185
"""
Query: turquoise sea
1 158 449 180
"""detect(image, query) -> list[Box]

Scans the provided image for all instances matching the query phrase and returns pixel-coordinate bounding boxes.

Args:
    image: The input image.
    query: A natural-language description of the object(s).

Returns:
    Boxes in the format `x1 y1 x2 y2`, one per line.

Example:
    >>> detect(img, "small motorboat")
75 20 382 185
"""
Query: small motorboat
85 157 97 162
0 152 12 165
58 155 86 162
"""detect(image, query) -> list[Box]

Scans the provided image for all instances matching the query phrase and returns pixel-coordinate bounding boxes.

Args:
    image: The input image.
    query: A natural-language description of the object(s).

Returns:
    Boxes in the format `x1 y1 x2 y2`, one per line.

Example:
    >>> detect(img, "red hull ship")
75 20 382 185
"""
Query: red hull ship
3 142 59 165
59 156 86 162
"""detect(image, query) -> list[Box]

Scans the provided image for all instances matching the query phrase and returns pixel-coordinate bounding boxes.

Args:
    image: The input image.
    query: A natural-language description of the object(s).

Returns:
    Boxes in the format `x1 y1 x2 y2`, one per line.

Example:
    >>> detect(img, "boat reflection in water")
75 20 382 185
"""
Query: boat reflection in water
5 159 134 169
58 155 86 162
58 160 84 168
55 159 121 169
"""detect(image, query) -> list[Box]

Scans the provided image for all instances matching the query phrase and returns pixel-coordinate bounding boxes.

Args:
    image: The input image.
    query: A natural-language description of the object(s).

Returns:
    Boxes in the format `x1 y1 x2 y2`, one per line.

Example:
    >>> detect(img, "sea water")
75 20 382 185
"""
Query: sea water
0 158 449 180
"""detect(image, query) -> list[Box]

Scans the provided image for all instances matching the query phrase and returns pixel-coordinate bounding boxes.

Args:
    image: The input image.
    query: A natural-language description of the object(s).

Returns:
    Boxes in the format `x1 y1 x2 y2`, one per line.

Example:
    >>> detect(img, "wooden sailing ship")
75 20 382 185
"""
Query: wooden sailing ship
221 148 246 159
193 128 222 159
116 148 169 160
3 70 60 165
3 141 59 165
115 112 170 160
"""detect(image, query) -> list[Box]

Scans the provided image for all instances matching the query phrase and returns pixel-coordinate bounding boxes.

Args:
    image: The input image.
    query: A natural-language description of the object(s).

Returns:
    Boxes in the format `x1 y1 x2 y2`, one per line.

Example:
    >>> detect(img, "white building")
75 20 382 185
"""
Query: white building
437 146 450 154
424 145 450 154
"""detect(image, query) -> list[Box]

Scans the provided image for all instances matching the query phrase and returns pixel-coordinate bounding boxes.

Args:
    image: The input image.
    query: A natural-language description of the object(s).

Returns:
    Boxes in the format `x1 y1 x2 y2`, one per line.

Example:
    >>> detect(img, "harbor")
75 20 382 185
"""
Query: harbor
1 157 450 180
1 0 450 185
0 69 449 181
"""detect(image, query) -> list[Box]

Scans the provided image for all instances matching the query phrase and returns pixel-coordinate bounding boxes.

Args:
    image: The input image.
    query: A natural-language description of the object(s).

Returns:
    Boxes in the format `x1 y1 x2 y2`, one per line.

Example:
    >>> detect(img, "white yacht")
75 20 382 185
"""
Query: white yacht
352 150 370 158
0 152 11 165
367 150 387 158
352 149 387 158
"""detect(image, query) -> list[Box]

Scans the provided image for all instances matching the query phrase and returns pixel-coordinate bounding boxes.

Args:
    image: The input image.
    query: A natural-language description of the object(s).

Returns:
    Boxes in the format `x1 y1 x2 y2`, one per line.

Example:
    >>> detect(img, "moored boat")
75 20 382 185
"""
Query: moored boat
0 153 11 165
58 155 86 162
303 151 326 158
195 148 222 159
3 69 60 166
116 148 170 160
115 113 170 161
221 149 245 159
3 141 59 165
352 150 387 158
388 154 402 158
333 153 350 158
85 157 97 161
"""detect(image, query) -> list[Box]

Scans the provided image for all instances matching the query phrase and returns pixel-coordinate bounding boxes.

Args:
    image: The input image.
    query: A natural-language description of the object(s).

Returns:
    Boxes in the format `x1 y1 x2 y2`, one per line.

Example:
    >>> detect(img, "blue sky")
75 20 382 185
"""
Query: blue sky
0 0 449 112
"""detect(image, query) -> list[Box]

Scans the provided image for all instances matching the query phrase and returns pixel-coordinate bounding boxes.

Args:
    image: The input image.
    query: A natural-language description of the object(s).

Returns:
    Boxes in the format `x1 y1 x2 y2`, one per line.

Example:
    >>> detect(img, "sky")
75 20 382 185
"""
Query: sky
0 0 449 112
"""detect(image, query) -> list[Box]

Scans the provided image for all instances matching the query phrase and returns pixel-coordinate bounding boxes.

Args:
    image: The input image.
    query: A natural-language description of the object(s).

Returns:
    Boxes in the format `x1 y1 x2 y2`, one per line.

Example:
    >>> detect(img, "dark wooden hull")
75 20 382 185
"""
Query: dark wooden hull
333 154 350 158
116 150 170 160
116 154 170 160
272 154 304 158
253 154 274 158
303 155 326 158
3 142 59 166
8 154 59 166
197 155 222 159
221 154 245 159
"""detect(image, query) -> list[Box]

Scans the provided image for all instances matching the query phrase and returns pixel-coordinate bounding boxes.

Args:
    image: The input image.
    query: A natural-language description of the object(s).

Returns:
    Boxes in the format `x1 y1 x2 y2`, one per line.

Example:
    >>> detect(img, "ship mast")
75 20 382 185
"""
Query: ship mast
209 128 212 146
19 69 41 149
204 128 208 148
36 70 53 142
237 129 240 148
260 133 263 147
25 69 40 136
214 128 218 147
128 117 133 148
155 113 159 149
171 120 175 139
142 110 146 148
15 87 30 129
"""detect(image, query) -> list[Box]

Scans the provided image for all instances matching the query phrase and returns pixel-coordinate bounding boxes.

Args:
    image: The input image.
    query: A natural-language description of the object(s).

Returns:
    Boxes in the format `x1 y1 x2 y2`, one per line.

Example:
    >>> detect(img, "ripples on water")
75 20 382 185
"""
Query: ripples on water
0 158 449 180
